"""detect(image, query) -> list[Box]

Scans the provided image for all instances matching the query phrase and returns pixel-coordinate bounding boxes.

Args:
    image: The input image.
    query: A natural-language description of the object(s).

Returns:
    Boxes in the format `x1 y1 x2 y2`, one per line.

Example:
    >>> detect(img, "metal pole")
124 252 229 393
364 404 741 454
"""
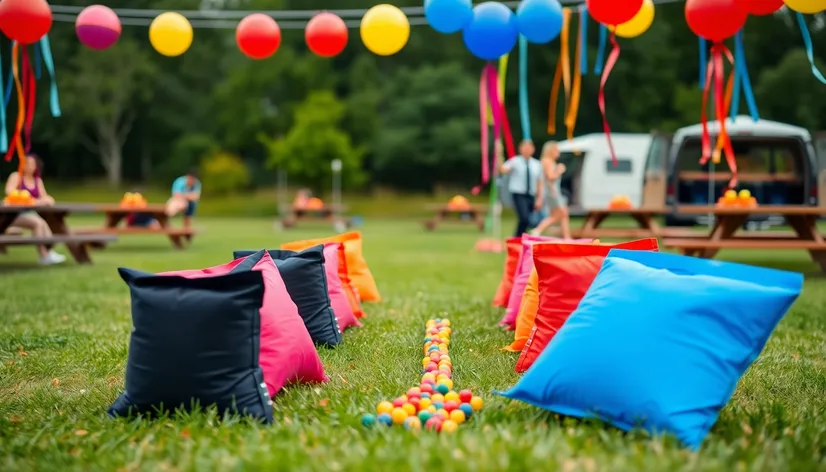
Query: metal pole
331 159 342 231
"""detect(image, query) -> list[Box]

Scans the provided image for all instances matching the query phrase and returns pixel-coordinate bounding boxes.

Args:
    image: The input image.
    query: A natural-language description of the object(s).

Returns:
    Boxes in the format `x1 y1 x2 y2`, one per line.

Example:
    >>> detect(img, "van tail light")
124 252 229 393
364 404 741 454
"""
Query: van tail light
667 183 675 197
811 186 818 198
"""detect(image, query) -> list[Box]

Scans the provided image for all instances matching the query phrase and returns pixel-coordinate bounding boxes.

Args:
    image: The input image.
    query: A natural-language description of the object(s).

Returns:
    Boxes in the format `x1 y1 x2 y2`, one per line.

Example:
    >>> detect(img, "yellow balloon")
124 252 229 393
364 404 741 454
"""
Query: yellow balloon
783 0 826 13
611 0 655 39
360 4 410 56
149 12 193 57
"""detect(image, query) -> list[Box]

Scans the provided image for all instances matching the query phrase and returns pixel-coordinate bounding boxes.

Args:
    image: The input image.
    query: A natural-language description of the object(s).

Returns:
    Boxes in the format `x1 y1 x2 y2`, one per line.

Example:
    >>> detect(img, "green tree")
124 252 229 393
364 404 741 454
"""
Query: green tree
261 91 365 192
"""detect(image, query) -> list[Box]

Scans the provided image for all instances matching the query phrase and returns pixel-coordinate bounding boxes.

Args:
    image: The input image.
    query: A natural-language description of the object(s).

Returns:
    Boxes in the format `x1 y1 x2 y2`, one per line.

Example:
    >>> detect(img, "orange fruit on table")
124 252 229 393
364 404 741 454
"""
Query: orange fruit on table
306 197 324 210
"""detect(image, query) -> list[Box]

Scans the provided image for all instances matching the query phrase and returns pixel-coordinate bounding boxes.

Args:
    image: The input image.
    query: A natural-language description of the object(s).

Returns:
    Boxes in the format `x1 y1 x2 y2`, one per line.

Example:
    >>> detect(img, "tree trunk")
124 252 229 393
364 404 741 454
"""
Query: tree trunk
106 142 123 187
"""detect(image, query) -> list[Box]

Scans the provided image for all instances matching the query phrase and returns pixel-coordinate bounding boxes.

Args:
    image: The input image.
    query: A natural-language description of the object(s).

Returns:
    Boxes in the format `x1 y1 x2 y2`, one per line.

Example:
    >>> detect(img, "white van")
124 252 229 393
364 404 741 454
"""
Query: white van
554 133 652 213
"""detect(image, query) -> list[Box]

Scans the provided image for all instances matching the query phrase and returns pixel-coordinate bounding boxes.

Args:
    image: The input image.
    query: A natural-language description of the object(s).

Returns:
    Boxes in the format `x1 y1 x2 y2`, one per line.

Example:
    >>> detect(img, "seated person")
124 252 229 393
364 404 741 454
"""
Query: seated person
123 189 160 229
4 153 66 265
292 189 311 210
165 169 201 229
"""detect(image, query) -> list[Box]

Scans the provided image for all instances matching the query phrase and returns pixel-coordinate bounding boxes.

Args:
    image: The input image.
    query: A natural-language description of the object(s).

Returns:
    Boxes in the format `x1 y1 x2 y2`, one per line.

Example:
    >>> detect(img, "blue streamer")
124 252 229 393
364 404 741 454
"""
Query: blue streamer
796 12 826 84
38 35 61 117
0 47 7 153
4 43 13 107
699 38 707 89
730 42 741 121
33 42 42 80
518 34 531 142
594 25 606 74
734 30 759 121
580 6 588 75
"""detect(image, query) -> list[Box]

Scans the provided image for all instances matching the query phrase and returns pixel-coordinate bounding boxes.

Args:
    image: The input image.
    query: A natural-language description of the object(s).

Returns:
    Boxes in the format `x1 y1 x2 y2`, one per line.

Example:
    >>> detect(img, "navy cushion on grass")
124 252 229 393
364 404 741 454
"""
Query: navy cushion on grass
108 268 274 423
234 245 341 346
499 249 802 449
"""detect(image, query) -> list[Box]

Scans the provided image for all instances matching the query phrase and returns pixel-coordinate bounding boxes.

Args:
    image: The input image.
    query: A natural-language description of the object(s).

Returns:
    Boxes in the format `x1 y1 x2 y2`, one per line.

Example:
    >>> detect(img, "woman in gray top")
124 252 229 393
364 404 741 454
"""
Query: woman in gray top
532 141 572 239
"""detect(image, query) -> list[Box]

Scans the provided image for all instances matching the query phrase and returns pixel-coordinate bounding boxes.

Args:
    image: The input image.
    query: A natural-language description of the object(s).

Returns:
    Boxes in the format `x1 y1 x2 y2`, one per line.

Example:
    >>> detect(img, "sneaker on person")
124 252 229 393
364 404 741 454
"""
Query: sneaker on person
39 250 66 265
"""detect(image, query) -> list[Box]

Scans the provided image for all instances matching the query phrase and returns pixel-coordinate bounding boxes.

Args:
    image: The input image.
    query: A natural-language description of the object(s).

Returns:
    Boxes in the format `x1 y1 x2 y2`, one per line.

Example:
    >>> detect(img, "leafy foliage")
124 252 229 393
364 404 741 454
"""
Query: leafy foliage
200 150 250 195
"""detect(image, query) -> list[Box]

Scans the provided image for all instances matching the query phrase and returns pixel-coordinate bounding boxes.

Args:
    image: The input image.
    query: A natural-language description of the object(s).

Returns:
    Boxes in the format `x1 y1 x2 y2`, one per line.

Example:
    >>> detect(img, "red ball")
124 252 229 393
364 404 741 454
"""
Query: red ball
586 0 643 26
0 0 52 44
420 383 434 394
408 397 421 409
392 397 406 408
406 388 421 398
236 13 281 60
425 417 443 432
426 362 438 372
459 389 473 403
444 400 459 412
734 0 783 15
305 12 347 57
685 0 748 42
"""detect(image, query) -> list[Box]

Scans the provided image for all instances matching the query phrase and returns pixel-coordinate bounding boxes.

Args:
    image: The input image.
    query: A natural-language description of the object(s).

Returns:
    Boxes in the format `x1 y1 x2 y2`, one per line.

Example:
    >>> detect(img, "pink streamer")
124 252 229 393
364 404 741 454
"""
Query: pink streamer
485 65 504 151
479 69 489 185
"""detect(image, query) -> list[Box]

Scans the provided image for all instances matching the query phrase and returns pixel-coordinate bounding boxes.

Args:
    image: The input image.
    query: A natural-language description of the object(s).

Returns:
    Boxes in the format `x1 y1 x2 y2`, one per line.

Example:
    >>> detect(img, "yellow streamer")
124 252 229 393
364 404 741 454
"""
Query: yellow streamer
488 54 509 123
547 8 571 135
565 11 583 141
711 65 735 165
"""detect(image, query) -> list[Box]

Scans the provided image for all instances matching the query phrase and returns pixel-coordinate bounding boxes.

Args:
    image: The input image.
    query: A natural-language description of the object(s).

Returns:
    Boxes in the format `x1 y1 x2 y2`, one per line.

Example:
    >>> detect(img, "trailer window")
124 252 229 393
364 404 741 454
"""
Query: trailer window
606 158 633 173
675 138 803 176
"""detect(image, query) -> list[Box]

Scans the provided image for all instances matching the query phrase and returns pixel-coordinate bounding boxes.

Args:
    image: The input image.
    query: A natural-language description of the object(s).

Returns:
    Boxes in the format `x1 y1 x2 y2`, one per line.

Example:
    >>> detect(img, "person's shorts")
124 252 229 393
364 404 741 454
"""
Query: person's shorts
545 193 568 210
184 201 198 217
127 213 157 227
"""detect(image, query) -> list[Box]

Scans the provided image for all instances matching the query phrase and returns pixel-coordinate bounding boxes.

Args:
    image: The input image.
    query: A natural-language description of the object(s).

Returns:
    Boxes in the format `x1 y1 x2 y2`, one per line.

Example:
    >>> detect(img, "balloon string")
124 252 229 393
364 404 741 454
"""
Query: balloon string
707 44 737 188
734 30 759 121
22 48 36 154
598 32 619 166
0 44 7 153
39 35 61 117
698 38 707 89
579 6 588 76
518 35 531 141
566 16 583 141
730 32 742 121
698 54 714 166
594 25 606 74
547 7 571 134
796 13 826 84
4 43 24 168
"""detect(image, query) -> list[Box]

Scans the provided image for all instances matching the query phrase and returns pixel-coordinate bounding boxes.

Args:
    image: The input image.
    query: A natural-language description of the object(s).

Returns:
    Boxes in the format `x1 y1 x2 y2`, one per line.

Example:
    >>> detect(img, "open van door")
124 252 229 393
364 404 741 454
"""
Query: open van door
641 131 672 209
816 132 826 208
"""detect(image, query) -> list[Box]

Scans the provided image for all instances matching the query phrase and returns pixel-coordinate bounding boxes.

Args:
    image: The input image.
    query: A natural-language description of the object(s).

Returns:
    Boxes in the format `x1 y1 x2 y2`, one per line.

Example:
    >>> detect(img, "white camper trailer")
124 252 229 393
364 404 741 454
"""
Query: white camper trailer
553 133 652 213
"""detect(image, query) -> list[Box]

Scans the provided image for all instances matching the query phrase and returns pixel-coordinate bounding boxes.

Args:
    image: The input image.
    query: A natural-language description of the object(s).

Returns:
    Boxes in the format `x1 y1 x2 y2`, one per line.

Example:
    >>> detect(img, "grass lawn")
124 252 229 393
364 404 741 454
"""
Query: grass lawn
1 217 825 471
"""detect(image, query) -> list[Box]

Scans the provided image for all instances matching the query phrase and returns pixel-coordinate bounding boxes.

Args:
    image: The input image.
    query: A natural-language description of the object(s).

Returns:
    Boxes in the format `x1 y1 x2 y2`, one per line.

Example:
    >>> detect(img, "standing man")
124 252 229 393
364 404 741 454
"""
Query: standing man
165 169 201 229
499 140 544 237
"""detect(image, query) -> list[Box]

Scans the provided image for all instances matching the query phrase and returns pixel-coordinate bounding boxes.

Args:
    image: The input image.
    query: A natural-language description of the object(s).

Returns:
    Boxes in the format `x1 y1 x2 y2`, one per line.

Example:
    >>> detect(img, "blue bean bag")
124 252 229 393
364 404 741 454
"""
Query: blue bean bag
498 249 802 449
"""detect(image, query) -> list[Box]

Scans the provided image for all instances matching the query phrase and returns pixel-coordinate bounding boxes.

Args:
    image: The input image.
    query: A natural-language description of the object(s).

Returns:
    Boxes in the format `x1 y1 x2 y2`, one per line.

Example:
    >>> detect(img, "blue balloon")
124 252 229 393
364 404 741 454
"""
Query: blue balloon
462 2 518 61
516 0 563 44
424 0 473 34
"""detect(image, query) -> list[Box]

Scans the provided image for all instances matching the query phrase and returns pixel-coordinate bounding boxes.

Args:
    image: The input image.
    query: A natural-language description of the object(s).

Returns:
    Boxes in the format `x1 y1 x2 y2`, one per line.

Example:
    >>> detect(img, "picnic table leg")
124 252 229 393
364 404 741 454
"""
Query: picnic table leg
630 213 661 238
785 215 826 272
580 212 608 237
40 211 92 264
0 213 18 254
699 214 749 259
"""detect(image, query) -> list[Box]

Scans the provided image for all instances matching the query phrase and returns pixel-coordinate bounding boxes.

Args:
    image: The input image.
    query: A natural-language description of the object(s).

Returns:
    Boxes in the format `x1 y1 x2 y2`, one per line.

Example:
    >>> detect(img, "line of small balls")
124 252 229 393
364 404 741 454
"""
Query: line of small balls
361 318 484 433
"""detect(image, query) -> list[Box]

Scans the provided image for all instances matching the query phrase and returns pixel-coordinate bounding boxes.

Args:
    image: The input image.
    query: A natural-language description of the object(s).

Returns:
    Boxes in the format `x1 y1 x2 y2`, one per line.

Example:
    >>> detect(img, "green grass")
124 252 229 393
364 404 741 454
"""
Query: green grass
1 218 825 471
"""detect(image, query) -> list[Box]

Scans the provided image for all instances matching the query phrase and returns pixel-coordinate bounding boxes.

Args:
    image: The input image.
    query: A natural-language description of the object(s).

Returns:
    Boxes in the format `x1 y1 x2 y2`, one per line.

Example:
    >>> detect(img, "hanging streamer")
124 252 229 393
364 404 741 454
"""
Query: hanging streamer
795 13 826 85
565 11 583 141
713 48 736 164
479 69 490 185
38 35 61 117
580 6 588 76
4 43 14 107
5 43 25 172
594 25 606 74
547 8 572 135
0 47 6 153
734 31 759 121
21 48 36 154
598 32 620 166
699 43 737 188
699 38 707 89
486 65 515 160
33 42 42 80
518 35 531 141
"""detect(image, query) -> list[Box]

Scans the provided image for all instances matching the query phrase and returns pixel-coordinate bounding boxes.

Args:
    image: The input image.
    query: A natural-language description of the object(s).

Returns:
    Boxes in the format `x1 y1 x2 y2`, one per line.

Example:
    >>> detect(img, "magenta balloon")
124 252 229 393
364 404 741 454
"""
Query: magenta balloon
75 5 122 50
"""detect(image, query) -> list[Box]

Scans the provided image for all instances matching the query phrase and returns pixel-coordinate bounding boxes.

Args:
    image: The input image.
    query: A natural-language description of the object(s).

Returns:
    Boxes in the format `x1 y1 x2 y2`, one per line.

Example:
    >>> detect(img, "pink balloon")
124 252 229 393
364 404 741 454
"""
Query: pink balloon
76 5 121 50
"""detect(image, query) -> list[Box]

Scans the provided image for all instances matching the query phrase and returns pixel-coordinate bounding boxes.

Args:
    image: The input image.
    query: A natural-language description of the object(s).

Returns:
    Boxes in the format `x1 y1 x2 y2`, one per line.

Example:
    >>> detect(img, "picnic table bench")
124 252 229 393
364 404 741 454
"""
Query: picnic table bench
662 205 826 271
279 204 351 230
0 204 117 264
423 204 487 232
545 208 665 239
73 204 199 249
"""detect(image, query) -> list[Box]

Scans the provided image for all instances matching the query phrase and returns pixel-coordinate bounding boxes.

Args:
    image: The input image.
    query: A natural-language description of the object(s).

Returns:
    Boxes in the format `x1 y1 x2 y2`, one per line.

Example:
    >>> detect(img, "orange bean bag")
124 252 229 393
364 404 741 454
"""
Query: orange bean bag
514 238 659 373
281 231 381 303
327 242 365 318
492 237 523 307
502 268 538 352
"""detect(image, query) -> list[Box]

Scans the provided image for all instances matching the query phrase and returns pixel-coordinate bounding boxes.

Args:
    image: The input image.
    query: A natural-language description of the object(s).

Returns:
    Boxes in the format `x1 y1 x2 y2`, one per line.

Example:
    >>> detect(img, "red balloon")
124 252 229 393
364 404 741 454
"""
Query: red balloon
685 0 748 43
236 13 281 60
734 0 784 15
586 0 644 26
305 12 348 57
0 0 52 44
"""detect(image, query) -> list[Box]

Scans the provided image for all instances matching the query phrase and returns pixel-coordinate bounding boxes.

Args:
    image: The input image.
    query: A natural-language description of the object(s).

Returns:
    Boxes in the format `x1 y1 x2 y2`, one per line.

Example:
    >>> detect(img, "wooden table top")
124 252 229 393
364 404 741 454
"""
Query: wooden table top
0 203 99 213
426 203 487 211
676 205 826 216
584 207 667 215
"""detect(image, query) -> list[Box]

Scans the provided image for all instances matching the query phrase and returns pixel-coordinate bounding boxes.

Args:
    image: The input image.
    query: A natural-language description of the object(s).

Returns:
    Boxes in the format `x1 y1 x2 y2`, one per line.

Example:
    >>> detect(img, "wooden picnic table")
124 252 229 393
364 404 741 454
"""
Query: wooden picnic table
280 204 351 230
545 208 666 239
0 203 117 264
72 204 198 249
663 205 826 271
423 204 487 232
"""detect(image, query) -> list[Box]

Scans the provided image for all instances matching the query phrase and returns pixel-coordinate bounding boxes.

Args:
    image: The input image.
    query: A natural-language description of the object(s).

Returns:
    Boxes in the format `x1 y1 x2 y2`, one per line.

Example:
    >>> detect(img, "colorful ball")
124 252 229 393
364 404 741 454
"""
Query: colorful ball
421 392 431 399
425 417 443 432
391 407 409 425
449 409 466 424
684 0 747 42
377 401 394 415
431 393 445 404
418 410 433 423
470 396 484 411
75 5 121 50
402 403 417 416
459 390 473 403
407 387 422 398
361 413 377 427
432 401 444 410
424 0 473 34
586 0 644 26
404 416 422 430
149 12 193 57
392 396 407 408
0 0 52 45
420 383 434 394
236 13 281 59
377 412 393 426
436 383 450 395
441 419 458 433
360 4 410 56
419 398 432 411
516 0 563 44
444 400 460 412
305 12 348 57
459 403 473 418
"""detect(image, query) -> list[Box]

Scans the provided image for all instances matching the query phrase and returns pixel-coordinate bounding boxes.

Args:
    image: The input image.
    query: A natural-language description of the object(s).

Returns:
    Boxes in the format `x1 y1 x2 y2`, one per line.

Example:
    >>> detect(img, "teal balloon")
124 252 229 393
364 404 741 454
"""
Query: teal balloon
516 0 563 44
424 0 473 34
462 2 518 60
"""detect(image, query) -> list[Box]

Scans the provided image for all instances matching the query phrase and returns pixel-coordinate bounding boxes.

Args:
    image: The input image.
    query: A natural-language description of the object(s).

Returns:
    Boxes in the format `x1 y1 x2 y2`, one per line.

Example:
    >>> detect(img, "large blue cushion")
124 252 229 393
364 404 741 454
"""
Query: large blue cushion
108 268 273 423
499 249 802 449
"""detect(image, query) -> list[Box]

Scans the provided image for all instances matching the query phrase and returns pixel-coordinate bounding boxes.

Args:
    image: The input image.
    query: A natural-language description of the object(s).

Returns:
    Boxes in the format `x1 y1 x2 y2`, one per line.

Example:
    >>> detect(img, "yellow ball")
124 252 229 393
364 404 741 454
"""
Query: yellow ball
441 320 451 327
438 343 448 351
402 403 417 416
404 416 422 431
449 409 466 424
470 396 484 411
435 409 449 419
391 407 409 425
422 373 436 382
738 189 751 199
439 379 454 390
430 393 445 404
149 12 193 57
427 405 437 413
441 419 458 433
418 398 432 411
444 391 460 403
377 401 393 415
